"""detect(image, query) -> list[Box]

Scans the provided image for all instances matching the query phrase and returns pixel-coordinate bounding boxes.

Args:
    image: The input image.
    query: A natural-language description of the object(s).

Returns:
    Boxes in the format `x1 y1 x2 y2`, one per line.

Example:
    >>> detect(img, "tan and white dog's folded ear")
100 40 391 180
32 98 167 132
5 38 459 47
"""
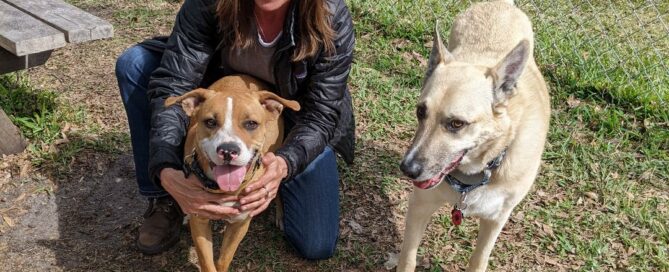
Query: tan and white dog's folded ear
164 88 214 116
257 91 301 120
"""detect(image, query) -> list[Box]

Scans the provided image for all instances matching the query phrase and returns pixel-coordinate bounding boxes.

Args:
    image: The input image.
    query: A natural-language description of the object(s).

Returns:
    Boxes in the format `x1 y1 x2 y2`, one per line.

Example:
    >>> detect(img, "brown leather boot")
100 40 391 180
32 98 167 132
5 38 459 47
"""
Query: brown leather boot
137 196 183 255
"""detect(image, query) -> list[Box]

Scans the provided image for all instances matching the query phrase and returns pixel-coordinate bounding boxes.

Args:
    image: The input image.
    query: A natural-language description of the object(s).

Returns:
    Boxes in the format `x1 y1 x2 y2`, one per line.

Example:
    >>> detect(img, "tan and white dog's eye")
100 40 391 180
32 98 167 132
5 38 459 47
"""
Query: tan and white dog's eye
243 120 259 130
204 118 217 129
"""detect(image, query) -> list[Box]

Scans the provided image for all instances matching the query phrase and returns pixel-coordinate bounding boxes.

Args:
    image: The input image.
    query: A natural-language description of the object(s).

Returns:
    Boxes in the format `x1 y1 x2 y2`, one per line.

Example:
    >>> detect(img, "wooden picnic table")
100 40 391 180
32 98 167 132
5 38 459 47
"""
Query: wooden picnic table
0 0 113 155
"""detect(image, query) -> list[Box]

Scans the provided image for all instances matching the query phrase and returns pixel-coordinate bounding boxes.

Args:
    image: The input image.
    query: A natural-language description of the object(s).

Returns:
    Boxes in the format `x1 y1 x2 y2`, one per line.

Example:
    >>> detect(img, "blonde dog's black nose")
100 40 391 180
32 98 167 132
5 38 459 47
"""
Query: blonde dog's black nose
400 158 423 179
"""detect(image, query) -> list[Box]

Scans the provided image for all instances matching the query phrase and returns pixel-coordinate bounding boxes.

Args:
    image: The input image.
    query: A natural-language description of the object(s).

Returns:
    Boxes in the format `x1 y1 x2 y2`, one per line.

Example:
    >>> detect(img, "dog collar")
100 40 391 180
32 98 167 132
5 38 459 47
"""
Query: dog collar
445 149 506 226
445 149 506 194
183 150 262 192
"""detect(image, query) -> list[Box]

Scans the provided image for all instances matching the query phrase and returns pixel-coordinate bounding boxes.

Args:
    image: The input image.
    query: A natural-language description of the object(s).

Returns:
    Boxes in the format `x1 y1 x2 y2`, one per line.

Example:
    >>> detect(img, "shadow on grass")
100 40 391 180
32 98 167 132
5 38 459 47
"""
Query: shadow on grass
30 135 404 271
29 132 196 271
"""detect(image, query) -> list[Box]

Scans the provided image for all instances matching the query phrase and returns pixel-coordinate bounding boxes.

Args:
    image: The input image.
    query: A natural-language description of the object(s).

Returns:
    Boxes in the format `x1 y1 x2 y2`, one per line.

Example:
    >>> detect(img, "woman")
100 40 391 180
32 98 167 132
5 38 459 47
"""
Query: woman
115 0 354 260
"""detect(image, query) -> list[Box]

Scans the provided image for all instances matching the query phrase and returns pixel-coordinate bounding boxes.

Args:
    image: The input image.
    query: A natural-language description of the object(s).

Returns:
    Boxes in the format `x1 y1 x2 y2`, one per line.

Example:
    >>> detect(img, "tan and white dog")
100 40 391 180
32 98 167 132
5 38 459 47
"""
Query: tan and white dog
165 75 300 272
397 1 550 271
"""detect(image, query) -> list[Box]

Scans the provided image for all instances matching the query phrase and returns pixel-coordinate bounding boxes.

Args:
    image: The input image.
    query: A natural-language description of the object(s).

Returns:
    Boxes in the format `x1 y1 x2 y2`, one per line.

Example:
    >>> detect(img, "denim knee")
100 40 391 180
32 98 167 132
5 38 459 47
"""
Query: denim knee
285 230 337 260
115 46 156 103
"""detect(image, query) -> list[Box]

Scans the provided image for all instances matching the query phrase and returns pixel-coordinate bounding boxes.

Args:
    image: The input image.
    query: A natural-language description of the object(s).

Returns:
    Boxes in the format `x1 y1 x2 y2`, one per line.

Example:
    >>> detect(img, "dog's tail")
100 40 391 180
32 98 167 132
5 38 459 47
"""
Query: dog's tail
501 0 515 5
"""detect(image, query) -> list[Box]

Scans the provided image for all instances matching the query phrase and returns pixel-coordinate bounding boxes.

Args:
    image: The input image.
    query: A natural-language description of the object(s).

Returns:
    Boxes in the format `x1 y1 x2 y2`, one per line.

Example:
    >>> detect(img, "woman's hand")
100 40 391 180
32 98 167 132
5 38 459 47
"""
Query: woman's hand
160 168 241 220
240 152 288 217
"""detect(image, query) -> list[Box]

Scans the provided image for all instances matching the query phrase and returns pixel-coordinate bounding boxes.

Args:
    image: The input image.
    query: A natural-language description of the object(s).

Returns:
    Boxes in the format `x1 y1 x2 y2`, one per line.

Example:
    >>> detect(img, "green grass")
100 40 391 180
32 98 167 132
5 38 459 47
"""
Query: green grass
112 6 175 28
0 74 128 171
1 0 667 271
0 74 64 143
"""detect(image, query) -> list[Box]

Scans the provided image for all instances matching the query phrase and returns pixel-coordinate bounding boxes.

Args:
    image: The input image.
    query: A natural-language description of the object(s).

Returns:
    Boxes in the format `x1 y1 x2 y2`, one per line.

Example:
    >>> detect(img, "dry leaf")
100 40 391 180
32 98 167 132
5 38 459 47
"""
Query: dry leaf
556 212 569 219
391 38 410 49
584 192 598 201
567 96 581 108
53 138 70 146
384 252 399 270
542 224 555 237
19 162 30 178
1 215 14 227
411 51 427 67
640 170 653 181
14 192 27 203
626 191 634 199
61 122 72 133
420 255 431 269
348 220 363 234
545 256 560 266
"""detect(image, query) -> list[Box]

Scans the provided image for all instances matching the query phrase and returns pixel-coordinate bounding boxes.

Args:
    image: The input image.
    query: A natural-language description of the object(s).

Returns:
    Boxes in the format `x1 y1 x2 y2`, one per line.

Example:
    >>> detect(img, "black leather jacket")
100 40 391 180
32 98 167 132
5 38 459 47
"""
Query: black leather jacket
142 0 355 184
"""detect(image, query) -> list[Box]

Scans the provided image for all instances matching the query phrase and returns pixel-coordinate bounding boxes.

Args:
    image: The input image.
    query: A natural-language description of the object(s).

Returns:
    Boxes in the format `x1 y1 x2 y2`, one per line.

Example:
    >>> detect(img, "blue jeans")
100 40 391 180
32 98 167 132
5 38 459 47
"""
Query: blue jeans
115 45 340 260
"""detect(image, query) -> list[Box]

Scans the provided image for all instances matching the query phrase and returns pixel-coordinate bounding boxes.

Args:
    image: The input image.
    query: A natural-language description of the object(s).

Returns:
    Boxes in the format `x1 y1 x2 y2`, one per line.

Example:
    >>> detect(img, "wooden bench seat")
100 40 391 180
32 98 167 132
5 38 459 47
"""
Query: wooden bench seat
4 0 113 44
0 0 66 57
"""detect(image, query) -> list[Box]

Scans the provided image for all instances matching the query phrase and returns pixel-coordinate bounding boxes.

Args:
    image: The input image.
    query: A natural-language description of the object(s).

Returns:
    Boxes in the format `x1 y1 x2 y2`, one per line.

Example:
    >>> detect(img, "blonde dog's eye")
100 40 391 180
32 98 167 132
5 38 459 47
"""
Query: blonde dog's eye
416 104 427 120
204 118 217 129
446 119 467 131
244 120 259 130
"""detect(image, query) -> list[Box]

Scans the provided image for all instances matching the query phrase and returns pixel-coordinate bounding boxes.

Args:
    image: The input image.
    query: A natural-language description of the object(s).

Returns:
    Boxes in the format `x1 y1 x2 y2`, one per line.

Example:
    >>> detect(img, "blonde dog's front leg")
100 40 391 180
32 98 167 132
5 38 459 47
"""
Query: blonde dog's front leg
215 217 251 272
190 215 216 272
397 189 449 272
466 210 512 272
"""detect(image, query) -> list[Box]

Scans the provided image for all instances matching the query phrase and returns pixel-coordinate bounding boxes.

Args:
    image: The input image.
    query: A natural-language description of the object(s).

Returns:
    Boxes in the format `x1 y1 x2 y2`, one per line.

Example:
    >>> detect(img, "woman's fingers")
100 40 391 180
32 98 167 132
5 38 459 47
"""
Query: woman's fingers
240 196 266 212
245 153 277 193
198 203 240 218
250 199 272 217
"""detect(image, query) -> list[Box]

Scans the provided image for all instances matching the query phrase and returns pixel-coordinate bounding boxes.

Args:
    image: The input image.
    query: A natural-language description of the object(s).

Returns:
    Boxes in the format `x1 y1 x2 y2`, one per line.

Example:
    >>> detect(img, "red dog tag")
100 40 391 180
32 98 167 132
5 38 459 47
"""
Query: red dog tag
451 208 463 226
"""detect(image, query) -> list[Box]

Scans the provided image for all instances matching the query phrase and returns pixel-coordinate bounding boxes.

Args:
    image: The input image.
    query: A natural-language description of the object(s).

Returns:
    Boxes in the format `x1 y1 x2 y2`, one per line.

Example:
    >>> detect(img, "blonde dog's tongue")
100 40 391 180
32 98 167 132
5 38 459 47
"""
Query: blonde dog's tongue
213 165 248 191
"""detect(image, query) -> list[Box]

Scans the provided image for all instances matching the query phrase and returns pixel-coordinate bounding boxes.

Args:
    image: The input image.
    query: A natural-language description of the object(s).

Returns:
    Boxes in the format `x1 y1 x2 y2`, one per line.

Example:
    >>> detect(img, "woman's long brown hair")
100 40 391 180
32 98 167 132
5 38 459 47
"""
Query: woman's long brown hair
216 0 335 62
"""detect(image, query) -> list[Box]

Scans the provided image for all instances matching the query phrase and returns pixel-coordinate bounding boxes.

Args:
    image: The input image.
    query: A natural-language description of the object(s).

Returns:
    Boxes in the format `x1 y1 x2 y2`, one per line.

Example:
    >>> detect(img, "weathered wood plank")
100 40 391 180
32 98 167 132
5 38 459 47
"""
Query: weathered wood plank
0 47 52 74
0 1 66 56
0 108 27 155
3 0 113 44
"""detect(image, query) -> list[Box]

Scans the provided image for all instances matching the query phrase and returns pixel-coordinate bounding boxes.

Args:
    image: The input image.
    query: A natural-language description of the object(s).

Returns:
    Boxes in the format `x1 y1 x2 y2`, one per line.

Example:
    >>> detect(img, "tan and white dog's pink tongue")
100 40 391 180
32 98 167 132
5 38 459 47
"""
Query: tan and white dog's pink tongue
213 165 248 191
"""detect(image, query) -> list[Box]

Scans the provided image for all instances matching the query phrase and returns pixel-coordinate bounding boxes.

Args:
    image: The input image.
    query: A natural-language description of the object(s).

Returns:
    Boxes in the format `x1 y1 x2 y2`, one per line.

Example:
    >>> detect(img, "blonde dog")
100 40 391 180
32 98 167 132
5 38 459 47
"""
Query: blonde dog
398 1 550 271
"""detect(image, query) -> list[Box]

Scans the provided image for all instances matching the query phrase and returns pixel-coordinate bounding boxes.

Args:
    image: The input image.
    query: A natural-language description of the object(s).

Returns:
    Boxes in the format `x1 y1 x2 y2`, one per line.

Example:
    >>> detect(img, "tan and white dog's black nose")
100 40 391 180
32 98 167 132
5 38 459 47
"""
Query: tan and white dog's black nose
217 142 240 162
400 157 423 179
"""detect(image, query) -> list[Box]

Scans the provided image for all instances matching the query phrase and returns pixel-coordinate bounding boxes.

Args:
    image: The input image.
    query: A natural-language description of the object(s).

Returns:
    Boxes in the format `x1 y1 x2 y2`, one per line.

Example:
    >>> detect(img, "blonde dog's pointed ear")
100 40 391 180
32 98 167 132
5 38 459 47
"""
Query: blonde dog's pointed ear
426 21 454 77
257 91 301 120
491 40 530 106
165 88 214 116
